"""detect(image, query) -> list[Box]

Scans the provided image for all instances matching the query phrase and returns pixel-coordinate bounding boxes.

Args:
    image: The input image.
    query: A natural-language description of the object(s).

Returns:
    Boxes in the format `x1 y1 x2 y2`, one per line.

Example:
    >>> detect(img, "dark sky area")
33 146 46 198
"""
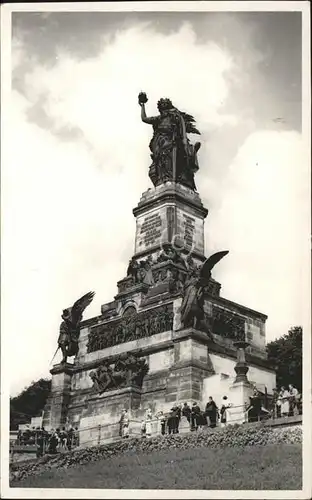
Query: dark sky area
12 11 301 131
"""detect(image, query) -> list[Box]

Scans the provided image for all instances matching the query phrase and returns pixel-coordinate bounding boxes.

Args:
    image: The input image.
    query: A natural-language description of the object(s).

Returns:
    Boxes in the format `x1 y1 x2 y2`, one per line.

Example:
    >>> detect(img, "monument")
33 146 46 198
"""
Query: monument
43 93 276 443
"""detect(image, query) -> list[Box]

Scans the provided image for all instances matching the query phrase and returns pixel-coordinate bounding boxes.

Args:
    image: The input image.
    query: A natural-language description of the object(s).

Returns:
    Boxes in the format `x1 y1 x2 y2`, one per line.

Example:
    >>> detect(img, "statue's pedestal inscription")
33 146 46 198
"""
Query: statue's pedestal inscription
134 183 207 260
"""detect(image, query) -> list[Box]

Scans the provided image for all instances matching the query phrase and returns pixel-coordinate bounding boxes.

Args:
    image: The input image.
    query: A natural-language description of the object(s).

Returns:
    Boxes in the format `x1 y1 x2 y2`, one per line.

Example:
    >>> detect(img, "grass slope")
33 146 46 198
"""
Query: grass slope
13 444 302 490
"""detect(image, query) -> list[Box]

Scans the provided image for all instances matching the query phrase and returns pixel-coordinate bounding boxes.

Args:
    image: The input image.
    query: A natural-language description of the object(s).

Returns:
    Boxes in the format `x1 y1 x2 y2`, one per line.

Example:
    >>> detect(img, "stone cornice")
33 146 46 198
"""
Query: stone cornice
172 328 274 371
67 328 274 375
88 386 142 402
133 188 208 219
169 358 214 374
114 283 149 300
50 363 76 376
208 339 274 372
80 315 104 329
68 338 175 374
212 296 268 321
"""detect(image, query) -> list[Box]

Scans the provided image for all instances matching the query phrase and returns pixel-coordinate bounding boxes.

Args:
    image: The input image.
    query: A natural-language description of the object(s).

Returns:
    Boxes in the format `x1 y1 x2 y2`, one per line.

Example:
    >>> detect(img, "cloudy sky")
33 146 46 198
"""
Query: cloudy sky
3 7 309 396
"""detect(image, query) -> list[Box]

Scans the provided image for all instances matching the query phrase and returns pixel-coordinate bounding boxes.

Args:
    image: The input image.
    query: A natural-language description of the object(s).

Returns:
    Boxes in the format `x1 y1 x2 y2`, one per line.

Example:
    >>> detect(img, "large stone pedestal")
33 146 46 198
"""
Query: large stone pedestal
44 180 276 444
133 183 208 263
79 386 143 446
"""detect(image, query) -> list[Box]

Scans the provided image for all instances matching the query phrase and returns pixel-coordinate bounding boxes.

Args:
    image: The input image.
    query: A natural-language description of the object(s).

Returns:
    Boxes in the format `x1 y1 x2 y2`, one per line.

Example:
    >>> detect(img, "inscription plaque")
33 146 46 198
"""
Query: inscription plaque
183 214 195 247
139 212 162 247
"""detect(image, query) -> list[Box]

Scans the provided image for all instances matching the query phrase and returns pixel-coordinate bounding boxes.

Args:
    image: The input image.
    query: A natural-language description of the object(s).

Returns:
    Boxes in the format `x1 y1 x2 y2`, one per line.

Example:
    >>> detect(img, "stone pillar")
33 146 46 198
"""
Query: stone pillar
233 341 250 383
227 341 253 425
42 363 74 431
165 328 214 404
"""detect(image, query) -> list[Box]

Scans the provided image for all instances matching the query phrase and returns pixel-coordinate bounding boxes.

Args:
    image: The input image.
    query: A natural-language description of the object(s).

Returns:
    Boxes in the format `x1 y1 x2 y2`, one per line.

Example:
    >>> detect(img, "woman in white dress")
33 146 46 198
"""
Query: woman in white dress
279 386 290 416
145 409 153 437
119 409 130 438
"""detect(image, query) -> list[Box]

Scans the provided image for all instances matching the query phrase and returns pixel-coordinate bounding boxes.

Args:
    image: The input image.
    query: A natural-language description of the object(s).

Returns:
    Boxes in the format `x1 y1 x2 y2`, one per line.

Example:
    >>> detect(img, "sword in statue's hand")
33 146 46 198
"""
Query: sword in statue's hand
49 346 60 366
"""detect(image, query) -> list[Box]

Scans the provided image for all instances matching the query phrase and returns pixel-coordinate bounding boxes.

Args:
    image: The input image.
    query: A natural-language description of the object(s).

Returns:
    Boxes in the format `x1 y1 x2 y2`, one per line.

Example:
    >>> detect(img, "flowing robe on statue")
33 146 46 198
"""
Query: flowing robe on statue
148 111 179 185
180 274 202 328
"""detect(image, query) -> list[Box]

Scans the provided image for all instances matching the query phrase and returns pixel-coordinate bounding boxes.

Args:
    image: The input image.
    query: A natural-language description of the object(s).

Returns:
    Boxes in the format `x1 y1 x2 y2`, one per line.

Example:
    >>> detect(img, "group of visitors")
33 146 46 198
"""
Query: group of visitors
44 426 80 455
272 384 302 418
17 426 79 457
138 397 232 437
116 384 303 441
179 400 221 431
17 427 42 447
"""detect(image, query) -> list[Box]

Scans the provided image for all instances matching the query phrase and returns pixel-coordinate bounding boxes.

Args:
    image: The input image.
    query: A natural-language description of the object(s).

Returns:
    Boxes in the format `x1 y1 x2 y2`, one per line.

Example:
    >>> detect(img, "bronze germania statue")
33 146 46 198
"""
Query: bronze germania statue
138 92 201 191
56 292 95 364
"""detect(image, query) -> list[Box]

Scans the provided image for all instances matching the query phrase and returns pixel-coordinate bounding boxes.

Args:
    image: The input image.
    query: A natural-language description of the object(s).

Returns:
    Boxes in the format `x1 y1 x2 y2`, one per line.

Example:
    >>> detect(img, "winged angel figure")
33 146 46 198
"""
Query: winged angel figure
56 292 95 363
180 252 229 330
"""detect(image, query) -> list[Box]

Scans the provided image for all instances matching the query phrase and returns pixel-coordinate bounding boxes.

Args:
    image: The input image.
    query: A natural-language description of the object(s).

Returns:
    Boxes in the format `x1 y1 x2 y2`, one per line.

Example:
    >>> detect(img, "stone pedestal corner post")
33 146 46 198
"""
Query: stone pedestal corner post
227 341 254 425
43 363 74 431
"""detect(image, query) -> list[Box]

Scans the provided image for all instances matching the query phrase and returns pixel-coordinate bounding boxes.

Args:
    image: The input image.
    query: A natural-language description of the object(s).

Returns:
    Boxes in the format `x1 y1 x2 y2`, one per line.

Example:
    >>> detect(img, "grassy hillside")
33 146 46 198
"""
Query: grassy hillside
12 444 302 490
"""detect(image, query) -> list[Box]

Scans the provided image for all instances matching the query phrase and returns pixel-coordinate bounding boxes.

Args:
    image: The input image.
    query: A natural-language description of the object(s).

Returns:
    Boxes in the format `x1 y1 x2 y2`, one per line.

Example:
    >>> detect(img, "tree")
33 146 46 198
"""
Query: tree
10 378 51 430
266 326 302 391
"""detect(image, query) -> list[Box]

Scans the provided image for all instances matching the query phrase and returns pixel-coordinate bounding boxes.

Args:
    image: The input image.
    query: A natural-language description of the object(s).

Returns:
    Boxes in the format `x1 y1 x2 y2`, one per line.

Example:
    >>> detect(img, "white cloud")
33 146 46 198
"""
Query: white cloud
5 21 308 396
205 130 309 340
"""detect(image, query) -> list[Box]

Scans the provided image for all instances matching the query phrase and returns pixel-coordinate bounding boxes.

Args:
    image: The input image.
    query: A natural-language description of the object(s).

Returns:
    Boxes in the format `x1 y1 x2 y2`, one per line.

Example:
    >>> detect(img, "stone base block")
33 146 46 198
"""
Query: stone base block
79 386 143 446
228 381 254 425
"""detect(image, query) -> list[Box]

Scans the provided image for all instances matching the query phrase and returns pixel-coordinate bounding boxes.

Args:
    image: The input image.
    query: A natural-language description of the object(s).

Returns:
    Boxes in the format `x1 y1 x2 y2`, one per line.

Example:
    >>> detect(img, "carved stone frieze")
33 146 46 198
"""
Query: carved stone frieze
210 305 245 341
87 303 174 352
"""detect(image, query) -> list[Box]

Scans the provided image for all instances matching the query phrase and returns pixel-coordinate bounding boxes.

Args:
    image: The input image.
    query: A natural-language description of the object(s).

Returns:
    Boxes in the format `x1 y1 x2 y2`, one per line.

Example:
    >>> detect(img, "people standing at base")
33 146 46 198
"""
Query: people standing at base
205 397 218 428
167 409 173 435
197 410 208 431
279 386 290 417
73 426 79 447
141 419 147 438
41 427 49 452
296 391 302 415
67 426 74 450
167 406 179 434
156 411 166 435
36 430 44 458
119 409 130 438
247 388 262 423
191 402 201 431
170 406 180 434
220 396 231 427
59 427 68 450
145 408 153 437
182 402 191 425
176 404 182 428
272 388 281 419
48 429 59 454
123 410 130 438
288 384 299 416
173 405 180 433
